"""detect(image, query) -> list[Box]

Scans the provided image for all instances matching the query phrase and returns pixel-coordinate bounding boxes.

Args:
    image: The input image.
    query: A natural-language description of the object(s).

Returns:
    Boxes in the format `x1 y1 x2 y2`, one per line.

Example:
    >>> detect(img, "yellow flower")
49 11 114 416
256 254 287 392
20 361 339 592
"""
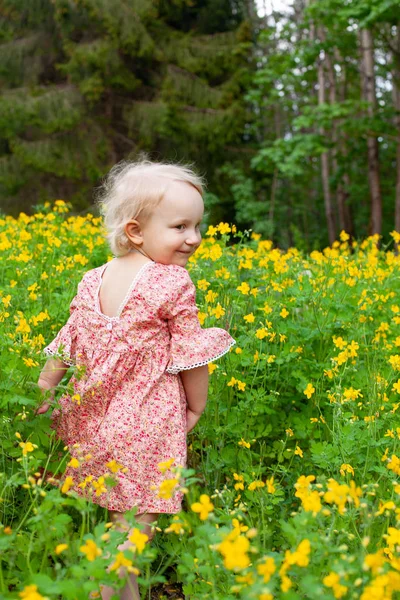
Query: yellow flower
198 311 207 325
71 394 81 405
19 585 49 600
389 355 400 370
257 556 276 583
109 551 139 574
385 526 400 551
191 494 214 520
232 518 249 534
19 441 37 456
233 473 244 490
323 572 348 598
280 307 289 318
301 490 322 513
393 379 400 393
129 528 149 554
197 279 210 291
236 282 250 295
212 303 225 319
255 327 268 339
281 575 292 592
375 501 396 516
2 294 11 307
363 549 386 574
290 539 311 567
165 515 189 535
55 543 68 555
23 357 39 367
236 380 246 391
387 455 400 476
61 476 75 494
227 377 237 387
78 475 94 489
206 225 218 236
333 336 347 349
286 428 294 437
158 478 179 499
324 479 349 514
208 363 217 374
266 476 276 494
217 222 231 234
106 459 124 473
218 533 250 571
205 290 218 303
157 458 175 474
303 383 315 399
238 438 250 448
80 539 102 561
248 480 265 491
209 245 222 261
340 463 354 477
243 313 255 323
92 476 107 496
67 457 80 468
294 445 303 458
343 387 363 401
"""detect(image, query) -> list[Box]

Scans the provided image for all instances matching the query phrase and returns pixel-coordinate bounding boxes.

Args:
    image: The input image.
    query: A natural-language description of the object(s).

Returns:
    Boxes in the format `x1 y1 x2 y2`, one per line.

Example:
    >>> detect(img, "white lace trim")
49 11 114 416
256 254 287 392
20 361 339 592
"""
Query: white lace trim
166 339 236 374
43 347 75 367
95 260 155 321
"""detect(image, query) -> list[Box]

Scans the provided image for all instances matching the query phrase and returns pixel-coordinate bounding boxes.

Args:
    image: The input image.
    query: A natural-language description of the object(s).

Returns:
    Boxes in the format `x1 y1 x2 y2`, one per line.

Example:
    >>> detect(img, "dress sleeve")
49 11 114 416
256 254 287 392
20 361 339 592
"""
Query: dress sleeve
43 285 81 367
163 267 236 375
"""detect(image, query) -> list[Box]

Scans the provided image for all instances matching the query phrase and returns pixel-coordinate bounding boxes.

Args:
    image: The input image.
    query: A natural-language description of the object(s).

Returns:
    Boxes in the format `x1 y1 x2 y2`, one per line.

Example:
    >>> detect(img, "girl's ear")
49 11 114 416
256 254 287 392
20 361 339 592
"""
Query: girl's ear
125 220 144 246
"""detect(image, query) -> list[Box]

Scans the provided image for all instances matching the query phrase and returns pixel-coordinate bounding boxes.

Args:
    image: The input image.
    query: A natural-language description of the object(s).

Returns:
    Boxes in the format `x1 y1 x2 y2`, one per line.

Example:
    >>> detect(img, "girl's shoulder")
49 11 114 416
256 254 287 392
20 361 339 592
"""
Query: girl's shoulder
72 264 104 297
150 263 194 290
143 263 195 308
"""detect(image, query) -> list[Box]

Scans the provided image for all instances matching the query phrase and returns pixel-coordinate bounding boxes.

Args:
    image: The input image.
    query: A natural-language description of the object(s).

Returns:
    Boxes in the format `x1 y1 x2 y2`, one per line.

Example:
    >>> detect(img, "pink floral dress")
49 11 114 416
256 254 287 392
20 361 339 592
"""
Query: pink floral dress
43 261 235 514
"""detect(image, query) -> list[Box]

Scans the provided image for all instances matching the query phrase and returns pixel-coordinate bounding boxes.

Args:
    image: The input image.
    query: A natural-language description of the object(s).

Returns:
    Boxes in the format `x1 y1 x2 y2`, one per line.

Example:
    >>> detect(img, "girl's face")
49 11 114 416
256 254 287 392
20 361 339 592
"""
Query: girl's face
126 180 204 266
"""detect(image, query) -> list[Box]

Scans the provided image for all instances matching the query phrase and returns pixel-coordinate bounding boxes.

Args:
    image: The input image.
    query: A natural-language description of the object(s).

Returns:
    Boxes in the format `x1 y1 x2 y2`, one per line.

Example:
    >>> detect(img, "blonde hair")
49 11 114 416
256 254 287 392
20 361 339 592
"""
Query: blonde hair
96 159 205 256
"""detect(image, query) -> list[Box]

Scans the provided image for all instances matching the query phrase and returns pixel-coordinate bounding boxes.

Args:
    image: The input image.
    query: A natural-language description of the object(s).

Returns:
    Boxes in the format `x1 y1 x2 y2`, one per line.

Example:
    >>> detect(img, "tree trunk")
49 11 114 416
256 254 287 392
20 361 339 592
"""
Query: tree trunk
394 24 400 235
317 28 336 244
360 28 382 235
324 45 354 236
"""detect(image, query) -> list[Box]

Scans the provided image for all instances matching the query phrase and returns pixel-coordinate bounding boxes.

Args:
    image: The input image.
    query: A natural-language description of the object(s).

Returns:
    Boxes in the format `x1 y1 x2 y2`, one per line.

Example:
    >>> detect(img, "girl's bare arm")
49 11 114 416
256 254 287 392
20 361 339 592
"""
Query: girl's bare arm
180 365 209 432
36 357 69 414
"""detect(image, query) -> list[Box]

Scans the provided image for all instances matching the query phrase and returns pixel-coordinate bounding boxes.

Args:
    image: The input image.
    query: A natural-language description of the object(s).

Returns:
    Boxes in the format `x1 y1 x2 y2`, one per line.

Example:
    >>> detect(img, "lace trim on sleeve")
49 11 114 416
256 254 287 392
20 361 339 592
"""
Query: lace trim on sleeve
43 347 75 367
165 340 236 375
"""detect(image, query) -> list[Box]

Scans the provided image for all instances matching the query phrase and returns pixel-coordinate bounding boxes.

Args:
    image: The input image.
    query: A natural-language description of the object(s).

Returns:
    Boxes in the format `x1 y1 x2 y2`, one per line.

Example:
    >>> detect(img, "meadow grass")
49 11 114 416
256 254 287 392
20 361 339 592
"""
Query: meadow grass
1 201 400 599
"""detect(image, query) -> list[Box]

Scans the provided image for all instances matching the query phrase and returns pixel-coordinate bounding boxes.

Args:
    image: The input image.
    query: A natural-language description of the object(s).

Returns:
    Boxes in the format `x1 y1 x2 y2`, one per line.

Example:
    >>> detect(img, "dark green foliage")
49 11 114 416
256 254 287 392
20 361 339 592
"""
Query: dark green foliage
0 0 252 215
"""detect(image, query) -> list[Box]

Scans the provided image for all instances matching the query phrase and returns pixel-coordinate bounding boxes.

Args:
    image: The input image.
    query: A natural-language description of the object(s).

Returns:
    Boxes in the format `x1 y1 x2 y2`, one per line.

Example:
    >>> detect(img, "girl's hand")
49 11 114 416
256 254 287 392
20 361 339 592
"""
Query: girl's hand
186 408 202 433
35 402 52 415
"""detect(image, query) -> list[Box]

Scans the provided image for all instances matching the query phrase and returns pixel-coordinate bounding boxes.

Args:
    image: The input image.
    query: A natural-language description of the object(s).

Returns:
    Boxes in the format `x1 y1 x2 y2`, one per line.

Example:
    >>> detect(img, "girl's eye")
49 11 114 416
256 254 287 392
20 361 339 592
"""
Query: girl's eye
175 224 186 230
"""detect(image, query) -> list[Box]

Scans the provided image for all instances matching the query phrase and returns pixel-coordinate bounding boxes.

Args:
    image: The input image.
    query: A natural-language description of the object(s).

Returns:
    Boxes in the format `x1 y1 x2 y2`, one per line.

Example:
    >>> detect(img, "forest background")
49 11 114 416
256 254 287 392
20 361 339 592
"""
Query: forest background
1 0 399 250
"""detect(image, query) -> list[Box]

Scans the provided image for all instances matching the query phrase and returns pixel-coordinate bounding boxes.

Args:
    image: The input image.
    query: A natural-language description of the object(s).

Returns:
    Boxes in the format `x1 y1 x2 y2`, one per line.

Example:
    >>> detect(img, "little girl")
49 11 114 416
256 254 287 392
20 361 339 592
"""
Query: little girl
37 159 235 599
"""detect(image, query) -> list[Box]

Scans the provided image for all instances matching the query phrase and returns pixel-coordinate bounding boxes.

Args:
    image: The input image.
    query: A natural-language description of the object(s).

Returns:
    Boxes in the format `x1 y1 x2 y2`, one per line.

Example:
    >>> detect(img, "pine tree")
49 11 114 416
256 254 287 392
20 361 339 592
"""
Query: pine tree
0 0 253 214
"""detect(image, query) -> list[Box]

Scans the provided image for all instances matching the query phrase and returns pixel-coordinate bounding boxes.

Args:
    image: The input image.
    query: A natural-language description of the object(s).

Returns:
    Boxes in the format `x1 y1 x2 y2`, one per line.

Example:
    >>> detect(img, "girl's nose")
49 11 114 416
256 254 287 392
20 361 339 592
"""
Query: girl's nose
186 230 201 245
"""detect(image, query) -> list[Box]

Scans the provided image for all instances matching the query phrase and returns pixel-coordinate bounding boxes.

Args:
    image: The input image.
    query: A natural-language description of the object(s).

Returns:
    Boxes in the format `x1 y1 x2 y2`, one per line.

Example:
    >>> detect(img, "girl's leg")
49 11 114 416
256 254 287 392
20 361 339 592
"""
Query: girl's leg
100 511 158 600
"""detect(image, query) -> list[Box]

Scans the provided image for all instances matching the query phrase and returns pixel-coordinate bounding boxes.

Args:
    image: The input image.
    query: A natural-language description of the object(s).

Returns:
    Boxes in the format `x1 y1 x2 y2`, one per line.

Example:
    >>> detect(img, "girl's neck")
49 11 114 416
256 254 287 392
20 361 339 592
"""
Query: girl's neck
128 246 153 261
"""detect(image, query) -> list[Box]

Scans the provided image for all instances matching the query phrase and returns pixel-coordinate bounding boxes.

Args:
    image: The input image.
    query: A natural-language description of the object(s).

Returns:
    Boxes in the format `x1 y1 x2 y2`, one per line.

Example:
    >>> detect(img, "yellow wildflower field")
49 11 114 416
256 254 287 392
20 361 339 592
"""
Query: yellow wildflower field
1 202 400 598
